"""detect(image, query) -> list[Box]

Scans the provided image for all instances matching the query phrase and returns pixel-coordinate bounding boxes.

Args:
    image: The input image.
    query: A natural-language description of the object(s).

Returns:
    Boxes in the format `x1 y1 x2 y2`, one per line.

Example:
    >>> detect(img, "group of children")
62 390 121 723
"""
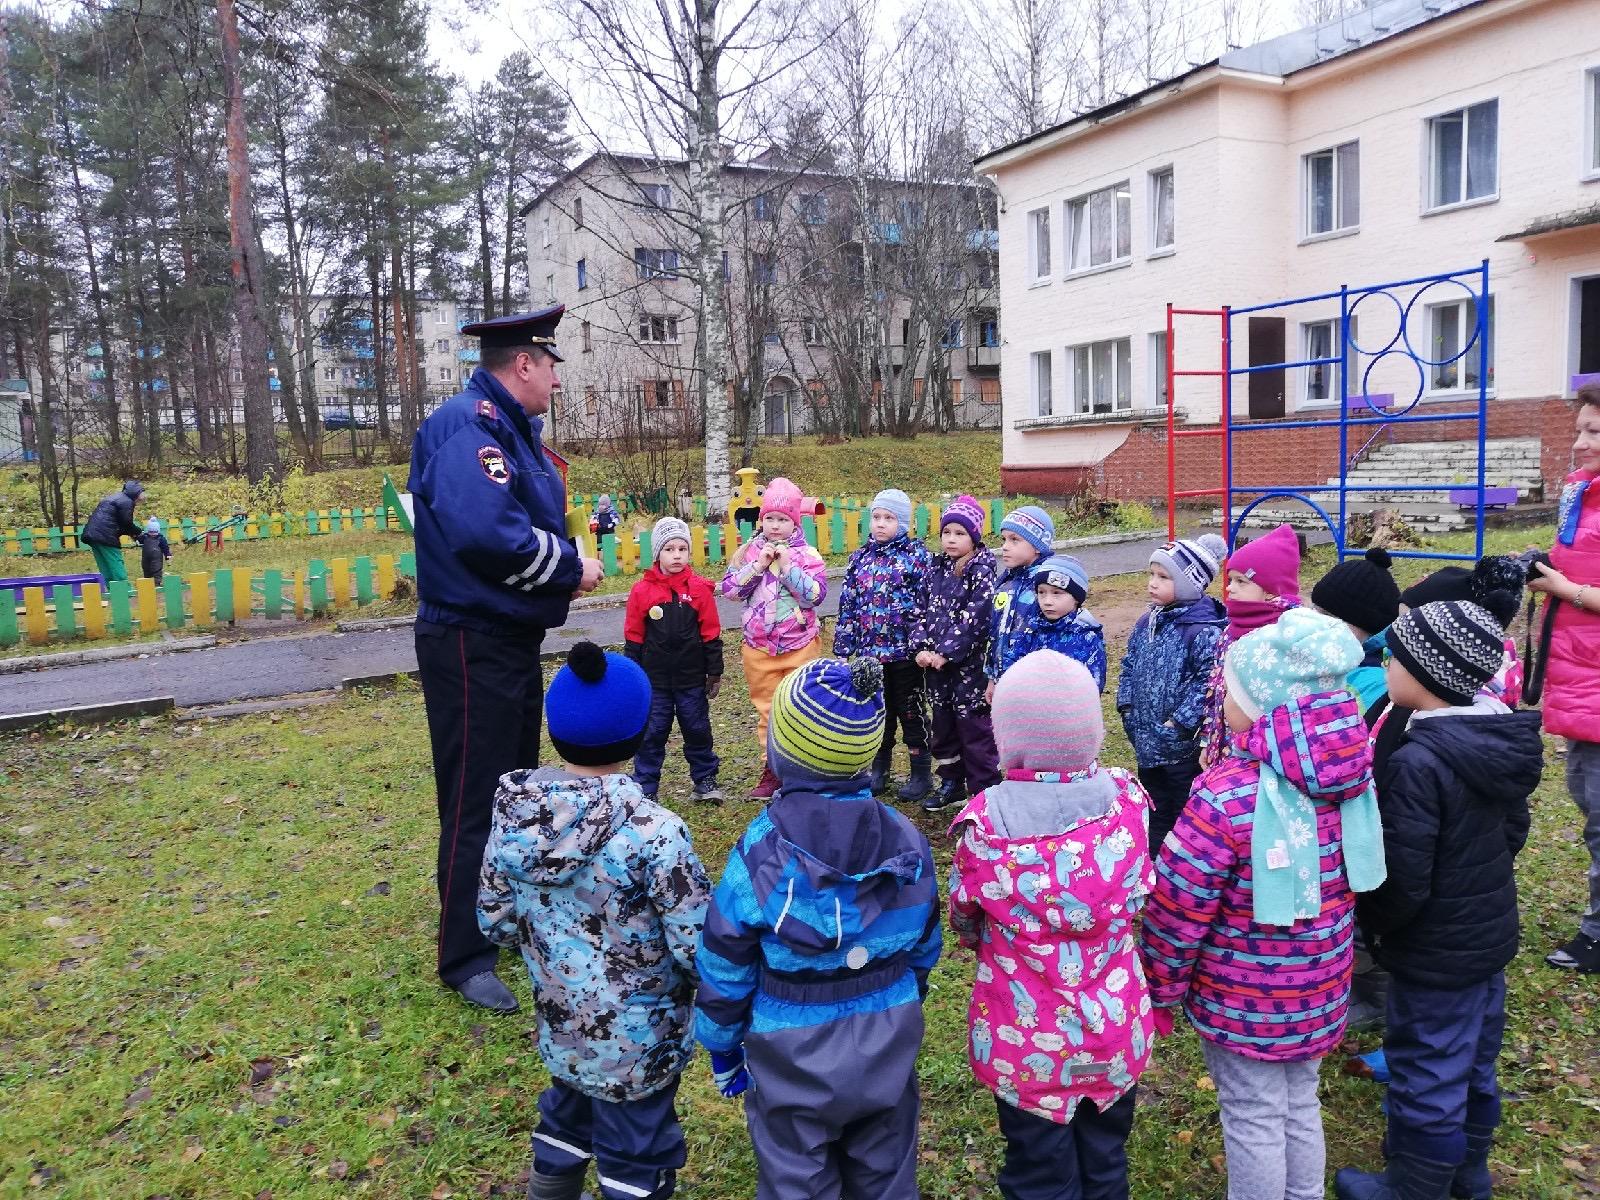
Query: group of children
485 473 1552 1200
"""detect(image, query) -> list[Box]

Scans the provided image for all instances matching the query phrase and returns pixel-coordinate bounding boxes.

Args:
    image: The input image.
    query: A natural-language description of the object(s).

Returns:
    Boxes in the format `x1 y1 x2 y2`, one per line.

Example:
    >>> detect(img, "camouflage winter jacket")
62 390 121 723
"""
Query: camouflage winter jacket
479 767 712 1102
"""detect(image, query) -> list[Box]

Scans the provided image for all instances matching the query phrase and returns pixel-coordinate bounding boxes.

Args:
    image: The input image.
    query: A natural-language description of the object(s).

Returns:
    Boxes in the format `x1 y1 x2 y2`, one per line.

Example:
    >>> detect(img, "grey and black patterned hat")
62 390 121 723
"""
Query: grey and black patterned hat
1386 600 1506 706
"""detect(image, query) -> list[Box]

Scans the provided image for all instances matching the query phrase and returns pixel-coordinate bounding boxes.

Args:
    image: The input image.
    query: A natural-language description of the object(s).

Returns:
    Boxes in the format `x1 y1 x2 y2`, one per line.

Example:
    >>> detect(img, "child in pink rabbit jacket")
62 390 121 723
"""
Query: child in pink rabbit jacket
949 649 1159 1199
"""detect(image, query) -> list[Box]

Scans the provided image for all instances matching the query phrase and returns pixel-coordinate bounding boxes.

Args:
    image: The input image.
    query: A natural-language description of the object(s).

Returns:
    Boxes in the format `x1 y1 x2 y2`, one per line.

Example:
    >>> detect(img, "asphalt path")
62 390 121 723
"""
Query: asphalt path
0 533 1179 717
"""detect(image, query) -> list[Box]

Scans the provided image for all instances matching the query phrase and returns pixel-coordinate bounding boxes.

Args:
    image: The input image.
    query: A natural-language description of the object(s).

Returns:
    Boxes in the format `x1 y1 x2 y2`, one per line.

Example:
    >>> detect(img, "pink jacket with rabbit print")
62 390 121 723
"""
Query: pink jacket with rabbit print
948 766 1156 1123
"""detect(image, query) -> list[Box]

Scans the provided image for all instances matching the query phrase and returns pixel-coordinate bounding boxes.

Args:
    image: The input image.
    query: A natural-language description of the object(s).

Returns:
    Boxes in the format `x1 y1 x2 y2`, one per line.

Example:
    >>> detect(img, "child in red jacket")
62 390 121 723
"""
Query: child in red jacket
626 517 724 803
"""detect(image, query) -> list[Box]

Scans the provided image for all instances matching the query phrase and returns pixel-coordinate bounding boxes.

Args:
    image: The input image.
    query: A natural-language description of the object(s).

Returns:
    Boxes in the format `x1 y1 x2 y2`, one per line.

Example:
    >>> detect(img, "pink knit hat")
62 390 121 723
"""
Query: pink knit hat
759 477 816 525
992 650 1104 775
1227 523 1302 601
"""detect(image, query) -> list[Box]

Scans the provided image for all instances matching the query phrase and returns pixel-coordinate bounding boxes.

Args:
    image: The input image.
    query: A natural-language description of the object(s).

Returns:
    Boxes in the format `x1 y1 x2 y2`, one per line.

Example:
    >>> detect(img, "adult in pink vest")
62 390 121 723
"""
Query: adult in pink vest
1527 382 1600 974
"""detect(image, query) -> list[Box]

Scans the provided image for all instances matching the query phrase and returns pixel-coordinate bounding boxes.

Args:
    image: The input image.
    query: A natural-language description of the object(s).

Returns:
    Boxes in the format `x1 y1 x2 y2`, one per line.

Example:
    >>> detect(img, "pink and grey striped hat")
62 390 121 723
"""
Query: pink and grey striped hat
992 649 1104 775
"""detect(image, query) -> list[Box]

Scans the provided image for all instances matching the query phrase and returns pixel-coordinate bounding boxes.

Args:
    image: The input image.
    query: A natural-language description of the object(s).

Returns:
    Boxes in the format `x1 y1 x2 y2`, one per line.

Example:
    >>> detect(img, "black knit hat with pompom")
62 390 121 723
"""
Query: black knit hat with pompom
1311 546 1401 637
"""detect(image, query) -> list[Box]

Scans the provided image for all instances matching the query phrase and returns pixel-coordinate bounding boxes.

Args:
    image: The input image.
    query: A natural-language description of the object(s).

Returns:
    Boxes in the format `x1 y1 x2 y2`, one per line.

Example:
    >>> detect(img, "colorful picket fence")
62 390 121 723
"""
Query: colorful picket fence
1 507 403 557
0 552 417 648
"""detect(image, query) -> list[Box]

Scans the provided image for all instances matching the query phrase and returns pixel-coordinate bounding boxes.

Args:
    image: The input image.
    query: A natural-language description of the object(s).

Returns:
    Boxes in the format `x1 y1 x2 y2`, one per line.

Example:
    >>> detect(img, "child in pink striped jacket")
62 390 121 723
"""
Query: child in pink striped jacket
1140 610 1387 1200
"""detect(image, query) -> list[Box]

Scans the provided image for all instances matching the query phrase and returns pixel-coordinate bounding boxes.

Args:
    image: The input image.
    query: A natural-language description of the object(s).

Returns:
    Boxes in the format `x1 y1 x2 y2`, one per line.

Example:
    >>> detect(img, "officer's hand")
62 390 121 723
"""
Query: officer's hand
706 675 722 700
576 557 604 594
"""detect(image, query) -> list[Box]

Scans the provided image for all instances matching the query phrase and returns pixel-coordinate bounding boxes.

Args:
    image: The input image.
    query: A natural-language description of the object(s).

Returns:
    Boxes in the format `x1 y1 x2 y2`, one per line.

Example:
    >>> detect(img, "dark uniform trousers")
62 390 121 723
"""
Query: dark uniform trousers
416 618 545 987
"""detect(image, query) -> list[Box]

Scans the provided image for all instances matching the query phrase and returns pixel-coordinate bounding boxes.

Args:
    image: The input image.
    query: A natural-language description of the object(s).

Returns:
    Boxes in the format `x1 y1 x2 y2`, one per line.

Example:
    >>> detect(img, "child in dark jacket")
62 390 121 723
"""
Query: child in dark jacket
984 505 1056 701
1015 553 1107 690
1309 547 1402 722
911 495 1000 814
625 517 724 803
1142 610 1387 1200
1117 535 1227 852
479 643 712 1200
1334 600 1543 1200
696 656 941 1200
137 518 171 583
833 488 936 803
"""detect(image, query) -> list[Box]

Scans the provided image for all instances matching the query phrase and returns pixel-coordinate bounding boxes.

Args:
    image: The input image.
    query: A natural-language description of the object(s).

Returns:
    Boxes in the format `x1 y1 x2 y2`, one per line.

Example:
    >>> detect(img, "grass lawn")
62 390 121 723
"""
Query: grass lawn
4 548 1597 1198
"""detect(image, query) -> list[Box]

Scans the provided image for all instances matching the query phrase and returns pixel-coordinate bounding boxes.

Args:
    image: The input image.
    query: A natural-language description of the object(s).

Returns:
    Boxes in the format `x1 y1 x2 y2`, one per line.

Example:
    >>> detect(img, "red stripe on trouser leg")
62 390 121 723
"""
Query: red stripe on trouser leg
438 628 471 973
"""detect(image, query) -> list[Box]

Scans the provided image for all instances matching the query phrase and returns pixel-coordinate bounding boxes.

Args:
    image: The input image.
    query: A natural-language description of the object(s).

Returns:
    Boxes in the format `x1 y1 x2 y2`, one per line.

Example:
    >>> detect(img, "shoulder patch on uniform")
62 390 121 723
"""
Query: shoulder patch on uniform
478 445 510 484
477 399 498 420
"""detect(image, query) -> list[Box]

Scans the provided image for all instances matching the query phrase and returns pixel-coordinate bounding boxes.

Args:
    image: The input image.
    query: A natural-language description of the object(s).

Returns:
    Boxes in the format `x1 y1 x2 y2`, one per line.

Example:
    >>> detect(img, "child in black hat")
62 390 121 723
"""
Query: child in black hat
1311 547 1401 723
1334 601 1543 1200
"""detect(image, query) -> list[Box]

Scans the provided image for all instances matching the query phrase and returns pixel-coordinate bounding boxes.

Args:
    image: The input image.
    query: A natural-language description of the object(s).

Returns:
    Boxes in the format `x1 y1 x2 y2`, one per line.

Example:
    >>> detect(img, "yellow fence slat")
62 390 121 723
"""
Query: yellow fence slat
376 554 396 598
135 578 160 633
187 571 212 628
22 586 48 645
233 569 252 618
330 557 351 607
81 582 106 639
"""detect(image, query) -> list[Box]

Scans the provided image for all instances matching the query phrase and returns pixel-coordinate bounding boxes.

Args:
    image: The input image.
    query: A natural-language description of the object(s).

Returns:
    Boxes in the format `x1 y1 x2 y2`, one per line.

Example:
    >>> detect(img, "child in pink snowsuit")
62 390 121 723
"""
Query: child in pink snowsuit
949 649 1157 1200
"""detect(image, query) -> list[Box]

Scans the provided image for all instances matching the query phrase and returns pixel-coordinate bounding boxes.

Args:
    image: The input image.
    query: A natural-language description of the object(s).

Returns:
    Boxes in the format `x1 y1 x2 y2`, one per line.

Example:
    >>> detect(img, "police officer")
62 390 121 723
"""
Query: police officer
410 305 603 1013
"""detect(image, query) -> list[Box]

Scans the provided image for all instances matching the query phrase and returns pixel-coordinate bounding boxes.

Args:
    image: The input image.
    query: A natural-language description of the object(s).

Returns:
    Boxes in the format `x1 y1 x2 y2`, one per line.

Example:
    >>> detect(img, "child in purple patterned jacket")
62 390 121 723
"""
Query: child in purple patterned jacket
833 488 935 803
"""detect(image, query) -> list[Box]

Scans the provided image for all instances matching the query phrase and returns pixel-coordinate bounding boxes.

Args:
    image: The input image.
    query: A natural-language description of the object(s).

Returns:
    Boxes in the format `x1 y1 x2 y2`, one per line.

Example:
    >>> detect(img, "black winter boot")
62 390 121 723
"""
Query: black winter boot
867 746 894 795
527 1167 592 1200
1450 1124 1495 1199
1337 1152 1458 1200
922 776 966 813
897 751 936 804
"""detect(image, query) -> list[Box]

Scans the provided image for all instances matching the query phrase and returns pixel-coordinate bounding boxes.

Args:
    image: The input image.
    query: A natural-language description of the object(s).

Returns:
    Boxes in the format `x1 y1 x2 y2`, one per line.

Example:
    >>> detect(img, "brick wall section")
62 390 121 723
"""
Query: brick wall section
1001 396 1581 502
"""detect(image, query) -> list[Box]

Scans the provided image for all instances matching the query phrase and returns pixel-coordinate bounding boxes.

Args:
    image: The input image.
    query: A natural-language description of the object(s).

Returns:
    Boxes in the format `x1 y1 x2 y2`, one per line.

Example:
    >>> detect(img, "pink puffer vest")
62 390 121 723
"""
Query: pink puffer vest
1544 470 1600 742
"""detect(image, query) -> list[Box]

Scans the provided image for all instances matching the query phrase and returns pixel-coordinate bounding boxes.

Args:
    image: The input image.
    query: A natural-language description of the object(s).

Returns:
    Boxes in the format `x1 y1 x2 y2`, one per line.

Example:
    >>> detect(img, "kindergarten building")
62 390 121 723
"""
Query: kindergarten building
978 0 1600 510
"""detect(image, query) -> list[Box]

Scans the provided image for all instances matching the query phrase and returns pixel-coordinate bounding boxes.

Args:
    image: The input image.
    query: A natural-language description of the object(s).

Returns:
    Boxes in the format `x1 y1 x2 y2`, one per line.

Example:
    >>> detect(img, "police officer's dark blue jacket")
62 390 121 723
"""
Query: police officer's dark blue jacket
409 367 580 635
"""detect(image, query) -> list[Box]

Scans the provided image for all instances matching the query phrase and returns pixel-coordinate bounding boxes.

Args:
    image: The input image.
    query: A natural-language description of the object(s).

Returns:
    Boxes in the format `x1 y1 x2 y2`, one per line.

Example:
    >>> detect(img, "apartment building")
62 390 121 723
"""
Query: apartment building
523 151 1003 444
977 0 1600 500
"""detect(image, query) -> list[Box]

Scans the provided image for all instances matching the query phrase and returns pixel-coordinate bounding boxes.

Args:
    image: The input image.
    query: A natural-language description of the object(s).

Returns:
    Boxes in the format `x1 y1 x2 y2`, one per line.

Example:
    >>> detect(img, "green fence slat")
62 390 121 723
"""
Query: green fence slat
738 520 753 542
601 534 618 575
398 552 417 577
108 580 133 635
51 584 76 639
263 569 283 619
990 500 1005 532
214 569 234 622
47 527 64 552
802 516 817 545
162 575 186 629
18 528 35 555
708 524 723 564
330 508 344 533
309 571 330 615
0 590 17 646
374 505 387 530
353 557 375 604
915 504 930 538
181 518 197 544
858 509 871 537
638 532 652 567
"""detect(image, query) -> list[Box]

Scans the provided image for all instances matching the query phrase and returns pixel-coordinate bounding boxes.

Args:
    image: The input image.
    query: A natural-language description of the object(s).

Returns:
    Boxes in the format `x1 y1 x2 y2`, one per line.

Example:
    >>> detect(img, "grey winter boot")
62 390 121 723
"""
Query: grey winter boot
896 751 936 804
1336 1151 1458 1200
867 746 894 795
527 1166 592 1200
1450 1125 1495 1199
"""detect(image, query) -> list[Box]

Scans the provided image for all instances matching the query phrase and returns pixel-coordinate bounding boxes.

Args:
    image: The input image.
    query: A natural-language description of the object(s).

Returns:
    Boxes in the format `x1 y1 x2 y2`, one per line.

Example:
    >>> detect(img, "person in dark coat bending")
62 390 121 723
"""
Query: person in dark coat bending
409 305 604 1014
81 481 146 583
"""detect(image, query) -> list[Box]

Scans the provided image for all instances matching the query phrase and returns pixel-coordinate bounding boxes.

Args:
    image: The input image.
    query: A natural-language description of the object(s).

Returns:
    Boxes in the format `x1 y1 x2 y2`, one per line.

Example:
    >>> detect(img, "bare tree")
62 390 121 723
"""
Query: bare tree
963 0 1081 146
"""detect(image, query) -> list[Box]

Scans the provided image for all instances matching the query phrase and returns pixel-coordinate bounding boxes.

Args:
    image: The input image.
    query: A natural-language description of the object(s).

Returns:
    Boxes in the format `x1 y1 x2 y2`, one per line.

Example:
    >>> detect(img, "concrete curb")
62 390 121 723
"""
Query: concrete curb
177 693 341 721
0 696 175 733
0 636 217 676
336 637 634 692
1055 529 1163 551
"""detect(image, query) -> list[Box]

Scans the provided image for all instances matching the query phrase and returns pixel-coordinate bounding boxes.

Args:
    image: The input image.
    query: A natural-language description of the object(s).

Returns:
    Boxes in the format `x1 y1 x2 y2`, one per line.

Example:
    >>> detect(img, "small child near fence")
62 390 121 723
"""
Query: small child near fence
720 477 828 801
137 519 171 584
626 517 724 804
1014 554 1107 691
832 488 936 803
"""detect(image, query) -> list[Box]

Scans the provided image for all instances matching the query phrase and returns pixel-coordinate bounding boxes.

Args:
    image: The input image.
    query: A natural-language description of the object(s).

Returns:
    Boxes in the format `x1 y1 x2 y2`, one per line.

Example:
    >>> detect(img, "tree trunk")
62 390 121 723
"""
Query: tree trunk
369 261 390 442
25 313 65 527
690 0 731 516
477 178 497 319
217 0 280 486
60 102 122 464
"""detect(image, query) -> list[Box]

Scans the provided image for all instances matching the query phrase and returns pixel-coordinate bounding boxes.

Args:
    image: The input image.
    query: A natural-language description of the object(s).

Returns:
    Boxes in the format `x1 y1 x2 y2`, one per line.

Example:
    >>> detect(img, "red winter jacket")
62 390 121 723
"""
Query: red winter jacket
1545 469 1600 743
624 565 724 690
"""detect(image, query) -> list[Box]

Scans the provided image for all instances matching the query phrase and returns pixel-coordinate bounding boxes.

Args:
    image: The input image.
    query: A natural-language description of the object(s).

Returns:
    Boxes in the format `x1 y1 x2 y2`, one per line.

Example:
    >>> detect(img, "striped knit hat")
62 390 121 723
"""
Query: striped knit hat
1386 600 1507 707
992 650 1103 774
651 516 691 562
1150 533 1228 603
940 494 987 542
768 657 886 785
1000 505 1055 556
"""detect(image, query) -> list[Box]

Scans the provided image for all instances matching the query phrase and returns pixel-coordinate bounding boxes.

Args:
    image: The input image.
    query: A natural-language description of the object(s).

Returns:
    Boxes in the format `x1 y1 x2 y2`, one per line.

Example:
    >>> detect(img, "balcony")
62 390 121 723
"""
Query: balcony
967 229 999 252
966 344 1001 371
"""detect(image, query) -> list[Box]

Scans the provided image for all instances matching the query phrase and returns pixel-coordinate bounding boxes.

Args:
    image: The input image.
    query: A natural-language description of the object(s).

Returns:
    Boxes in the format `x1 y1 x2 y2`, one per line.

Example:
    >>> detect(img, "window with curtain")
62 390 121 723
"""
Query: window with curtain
1303 321 1335 401
1031 350 1053 416
1069 338 1132 413
1427 297 1494 391
1428 100 1498 209
1028 208 1051 280
639 183 671 208
1149 331 1168 408
1149 168 1175 251
576 259 587 290
1066 182 1132 272
1304 141 1360 235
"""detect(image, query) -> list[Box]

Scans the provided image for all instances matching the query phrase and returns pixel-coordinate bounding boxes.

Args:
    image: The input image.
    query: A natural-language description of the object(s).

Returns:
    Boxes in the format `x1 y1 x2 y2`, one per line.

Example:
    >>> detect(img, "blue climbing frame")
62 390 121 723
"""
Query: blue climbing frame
1166 260 1493 566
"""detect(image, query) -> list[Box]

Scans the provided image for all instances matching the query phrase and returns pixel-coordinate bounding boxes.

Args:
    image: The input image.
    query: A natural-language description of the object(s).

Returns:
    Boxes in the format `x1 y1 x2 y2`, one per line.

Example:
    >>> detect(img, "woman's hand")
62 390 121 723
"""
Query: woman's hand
1525 557 1569 596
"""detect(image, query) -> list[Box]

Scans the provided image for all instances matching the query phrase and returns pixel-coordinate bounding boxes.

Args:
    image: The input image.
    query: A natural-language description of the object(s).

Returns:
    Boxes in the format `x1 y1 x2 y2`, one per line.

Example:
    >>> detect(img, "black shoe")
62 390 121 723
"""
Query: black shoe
922 777 966 813
693 779 724 803
896 752 936 804
867 747 894 795
527 1168 592 1200
1545 931 1600 972
454 970 519 1014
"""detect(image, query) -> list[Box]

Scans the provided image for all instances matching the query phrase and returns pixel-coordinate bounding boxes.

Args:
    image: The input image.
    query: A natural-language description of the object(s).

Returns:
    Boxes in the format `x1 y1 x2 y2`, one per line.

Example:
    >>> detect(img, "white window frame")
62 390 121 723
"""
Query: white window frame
802 319 824 347
1065 181 1132 275
1029 349 1053 417
1026 208 1051 284
1425 99 1499 213
638 314 680 344
435 338 449 354
323 366 337 382
1299 319 1344 405
640 183 671 208
1585 67 1600 181
1423 296 1495 395
1302 141 1360 240
1148 167 1175 255
1067 337 1132 414
439 366 453 382
1148 331 1168 410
